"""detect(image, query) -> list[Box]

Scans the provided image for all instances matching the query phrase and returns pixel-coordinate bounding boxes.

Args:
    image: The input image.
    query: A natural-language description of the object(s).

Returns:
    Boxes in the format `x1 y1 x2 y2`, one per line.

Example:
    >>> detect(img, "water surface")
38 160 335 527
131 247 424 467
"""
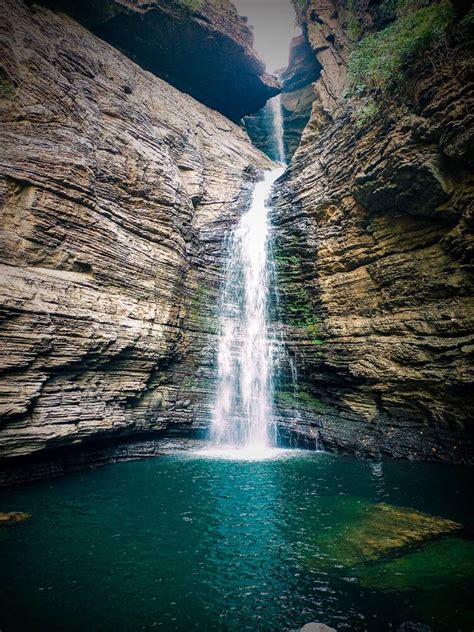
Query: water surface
1 449 473 631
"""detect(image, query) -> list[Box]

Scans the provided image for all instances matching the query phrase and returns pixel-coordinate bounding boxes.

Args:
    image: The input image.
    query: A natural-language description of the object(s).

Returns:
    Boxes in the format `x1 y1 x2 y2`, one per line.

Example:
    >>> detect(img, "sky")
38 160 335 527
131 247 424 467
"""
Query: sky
232 0 301 73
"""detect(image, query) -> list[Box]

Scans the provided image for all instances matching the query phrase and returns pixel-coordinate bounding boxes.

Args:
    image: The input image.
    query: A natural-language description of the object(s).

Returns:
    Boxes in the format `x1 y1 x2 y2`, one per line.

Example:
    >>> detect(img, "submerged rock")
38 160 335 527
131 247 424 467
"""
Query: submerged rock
356 535 474 592
307 501 462 567
0 511 31 524
398 623 433 632
300 624 336 632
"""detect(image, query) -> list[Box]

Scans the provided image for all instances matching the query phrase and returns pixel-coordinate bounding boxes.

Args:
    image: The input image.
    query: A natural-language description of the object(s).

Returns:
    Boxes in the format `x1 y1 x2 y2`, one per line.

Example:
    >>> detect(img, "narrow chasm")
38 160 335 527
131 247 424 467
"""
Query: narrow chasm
0 1 473 631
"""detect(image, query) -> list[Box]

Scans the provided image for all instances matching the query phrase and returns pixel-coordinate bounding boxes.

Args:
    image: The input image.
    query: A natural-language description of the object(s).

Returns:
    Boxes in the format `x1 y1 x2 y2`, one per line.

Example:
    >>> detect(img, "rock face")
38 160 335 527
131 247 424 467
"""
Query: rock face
272 0 474 462
243 100 280 162
38 0 280 122
0 0 272 460
244 35 320 162
280 34 320 160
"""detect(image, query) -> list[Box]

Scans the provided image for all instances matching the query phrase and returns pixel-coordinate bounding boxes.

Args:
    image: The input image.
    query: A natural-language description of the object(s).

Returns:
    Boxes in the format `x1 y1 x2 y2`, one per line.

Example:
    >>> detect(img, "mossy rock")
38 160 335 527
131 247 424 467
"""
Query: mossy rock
307 501 461 567
0 68 15 99
355 536 474 593
275 389 324 410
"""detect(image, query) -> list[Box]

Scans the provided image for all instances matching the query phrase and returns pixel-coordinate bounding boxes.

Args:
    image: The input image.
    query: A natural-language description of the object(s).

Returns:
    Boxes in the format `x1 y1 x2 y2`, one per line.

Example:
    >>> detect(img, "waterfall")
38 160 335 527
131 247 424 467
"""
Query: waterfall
211 167 285 450
269 95 285 164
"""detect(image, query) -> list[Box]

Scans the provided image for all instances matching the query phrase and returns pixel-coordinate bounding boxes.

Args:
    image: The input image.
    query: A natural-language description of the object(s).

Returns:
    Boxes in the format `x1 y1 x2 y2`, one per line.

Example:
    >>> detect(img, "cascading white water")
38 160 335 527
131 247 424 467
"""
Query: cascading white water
211 167 285 450
269 95 286 164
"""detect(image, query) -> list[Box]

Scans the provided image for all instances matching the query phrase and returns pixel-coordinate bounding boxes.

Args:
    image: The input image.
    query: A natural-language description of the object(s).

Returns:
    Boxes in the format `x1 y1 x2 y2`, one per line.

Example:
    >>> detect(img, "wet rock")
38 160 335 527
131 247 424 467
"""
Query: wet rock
245 34 321 161
356 536 474 596
308 501 462 567
0 511 31 524
279 34 321 160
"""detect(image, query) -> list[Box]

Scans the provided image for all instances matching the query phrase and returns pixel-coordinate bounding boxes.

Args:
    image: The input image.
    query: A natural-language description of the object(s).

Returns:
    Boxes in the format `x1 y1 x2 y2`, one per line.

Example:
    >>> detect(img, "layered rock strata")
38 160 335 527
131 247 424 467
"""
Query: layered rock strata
37 0 280 122
244 35 320 162
280 34 321 160
273 0 474 463
0 0 272 460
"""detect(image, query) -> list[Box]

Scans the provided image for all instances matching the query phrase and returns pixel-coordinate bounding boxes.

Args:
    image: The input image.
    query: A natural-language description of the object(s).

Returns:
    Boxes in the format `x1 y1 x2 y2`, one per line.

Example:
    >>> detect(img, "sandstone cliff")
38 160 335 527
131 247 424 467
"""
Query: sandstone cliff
0 0 272 460
38 0 280 122
273 0 474 462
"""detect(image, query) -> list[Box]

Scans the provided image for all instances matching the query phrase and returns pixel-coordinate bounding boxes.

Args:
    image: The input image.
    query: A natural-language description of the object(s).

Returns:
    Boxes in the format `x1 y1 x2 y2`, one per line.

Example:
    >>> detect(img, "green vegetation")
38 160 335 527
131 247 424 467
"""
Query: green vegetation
273 250 312 326
347 15 362 41
296 0 310 11
273 246 325 346
0 68 15 99
347 1 454 94
275 389 323 410
460 7 474 28
177 0 203 9
273 249 313 327
346 0 363 40
305 320 324 345
354 98 379 127
189 285 219 335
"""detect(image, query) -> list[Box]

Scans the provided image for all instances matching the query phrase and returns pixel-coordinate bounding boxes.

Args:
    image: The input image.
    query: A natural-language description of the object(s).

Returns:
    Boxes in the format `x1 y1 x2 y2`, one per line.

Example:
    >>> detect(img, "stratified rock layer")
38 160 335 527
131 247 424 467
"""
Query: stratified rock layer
37 0 280 122
280 34 320 160
273 1 474 462
244 35 320 162
0 0 272 459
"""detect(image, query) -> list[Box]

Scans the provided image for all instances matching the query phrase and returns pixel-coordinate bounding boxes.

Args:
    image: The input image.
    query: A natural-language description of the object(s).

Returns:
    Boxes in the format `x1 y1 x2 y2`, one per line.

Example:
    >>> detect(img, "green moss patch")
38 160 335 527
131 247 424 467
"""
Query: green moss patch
275 389 323 410
0 68 15 99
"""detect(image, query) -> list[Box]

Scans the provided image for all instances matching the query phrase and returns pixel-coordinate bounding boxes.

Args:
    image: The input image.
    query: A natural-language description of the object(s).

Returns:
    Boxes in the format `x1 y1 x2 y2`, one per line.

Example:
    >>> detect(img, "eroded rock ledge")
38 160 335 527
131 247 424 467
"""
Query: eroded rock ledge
272 0 474 463
35 0 280 122
0 0 272 460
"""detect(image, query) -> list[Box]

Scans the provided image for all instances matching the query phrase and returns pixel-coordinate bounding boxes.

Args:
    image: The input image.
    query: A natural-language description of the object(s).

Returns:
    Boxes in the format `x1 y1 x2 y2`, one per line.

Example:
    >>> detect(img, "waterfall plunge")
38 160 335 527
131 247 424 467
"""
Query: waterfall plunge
211 167 285 451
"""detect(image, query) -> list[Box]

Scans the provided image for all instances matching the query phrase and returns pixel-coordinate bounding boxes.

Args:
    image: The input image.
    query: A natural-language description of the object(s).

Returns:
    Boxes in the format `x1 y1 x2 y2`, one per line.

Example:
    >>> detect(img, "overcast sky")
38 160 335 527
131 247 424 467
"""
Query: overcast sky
233 0 300 73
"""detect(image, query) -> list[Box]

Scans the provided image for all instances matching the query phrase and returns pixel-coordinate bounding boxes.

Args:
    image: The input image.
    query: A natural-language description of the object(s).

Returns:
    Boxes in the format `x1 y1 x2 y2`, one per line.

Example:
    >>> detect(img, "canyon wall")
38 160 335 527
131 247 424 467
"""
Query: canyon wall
244 34 320 162
37 0 280 122
273 0 474 462
0 0 272 461
280 34 320 160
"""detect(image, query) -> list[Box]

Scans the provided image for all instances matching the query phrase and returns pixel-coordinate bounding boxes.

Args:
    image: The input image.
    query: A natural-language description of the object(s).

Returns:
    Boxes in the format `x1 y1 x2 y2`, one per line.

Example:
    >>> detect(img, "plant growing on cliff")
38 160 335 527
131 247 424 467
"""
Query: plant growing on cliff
177 0 203 9
354 98 379 127
296 0 311 11
459 7 474 28
346 0 363 41
347 0 454 93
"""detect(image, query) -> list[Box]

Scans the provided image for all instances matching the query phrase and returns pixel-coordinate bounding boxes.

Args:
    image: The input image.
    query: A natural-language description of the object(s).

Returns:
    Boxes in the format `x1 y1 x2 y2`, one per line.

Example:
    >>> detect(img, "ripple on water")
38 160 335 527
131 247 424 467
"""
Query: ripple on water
0 448 472 631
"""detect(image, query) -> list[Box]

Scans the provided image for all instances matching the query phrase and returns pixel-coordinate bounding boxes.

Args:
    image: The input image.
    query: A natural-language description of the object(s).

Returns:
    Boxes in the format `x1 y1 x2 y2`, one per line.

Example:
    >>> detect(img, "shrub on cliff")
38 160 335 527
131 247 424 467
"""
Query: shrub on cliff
348 0 455 94
177 0 203 9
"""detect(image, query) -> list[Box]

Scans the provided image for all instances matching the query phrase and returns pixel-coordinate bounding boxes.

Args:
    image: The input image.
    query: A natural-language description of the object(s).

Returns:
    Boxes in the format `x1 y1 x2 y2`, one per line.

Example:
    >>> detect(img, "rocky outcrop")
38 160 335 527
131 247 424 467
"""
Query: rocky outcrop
280 34 321 159
0 0 272 460
273 1 474 463
243 100 279 162
37 0 280 122
244 34 320 162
